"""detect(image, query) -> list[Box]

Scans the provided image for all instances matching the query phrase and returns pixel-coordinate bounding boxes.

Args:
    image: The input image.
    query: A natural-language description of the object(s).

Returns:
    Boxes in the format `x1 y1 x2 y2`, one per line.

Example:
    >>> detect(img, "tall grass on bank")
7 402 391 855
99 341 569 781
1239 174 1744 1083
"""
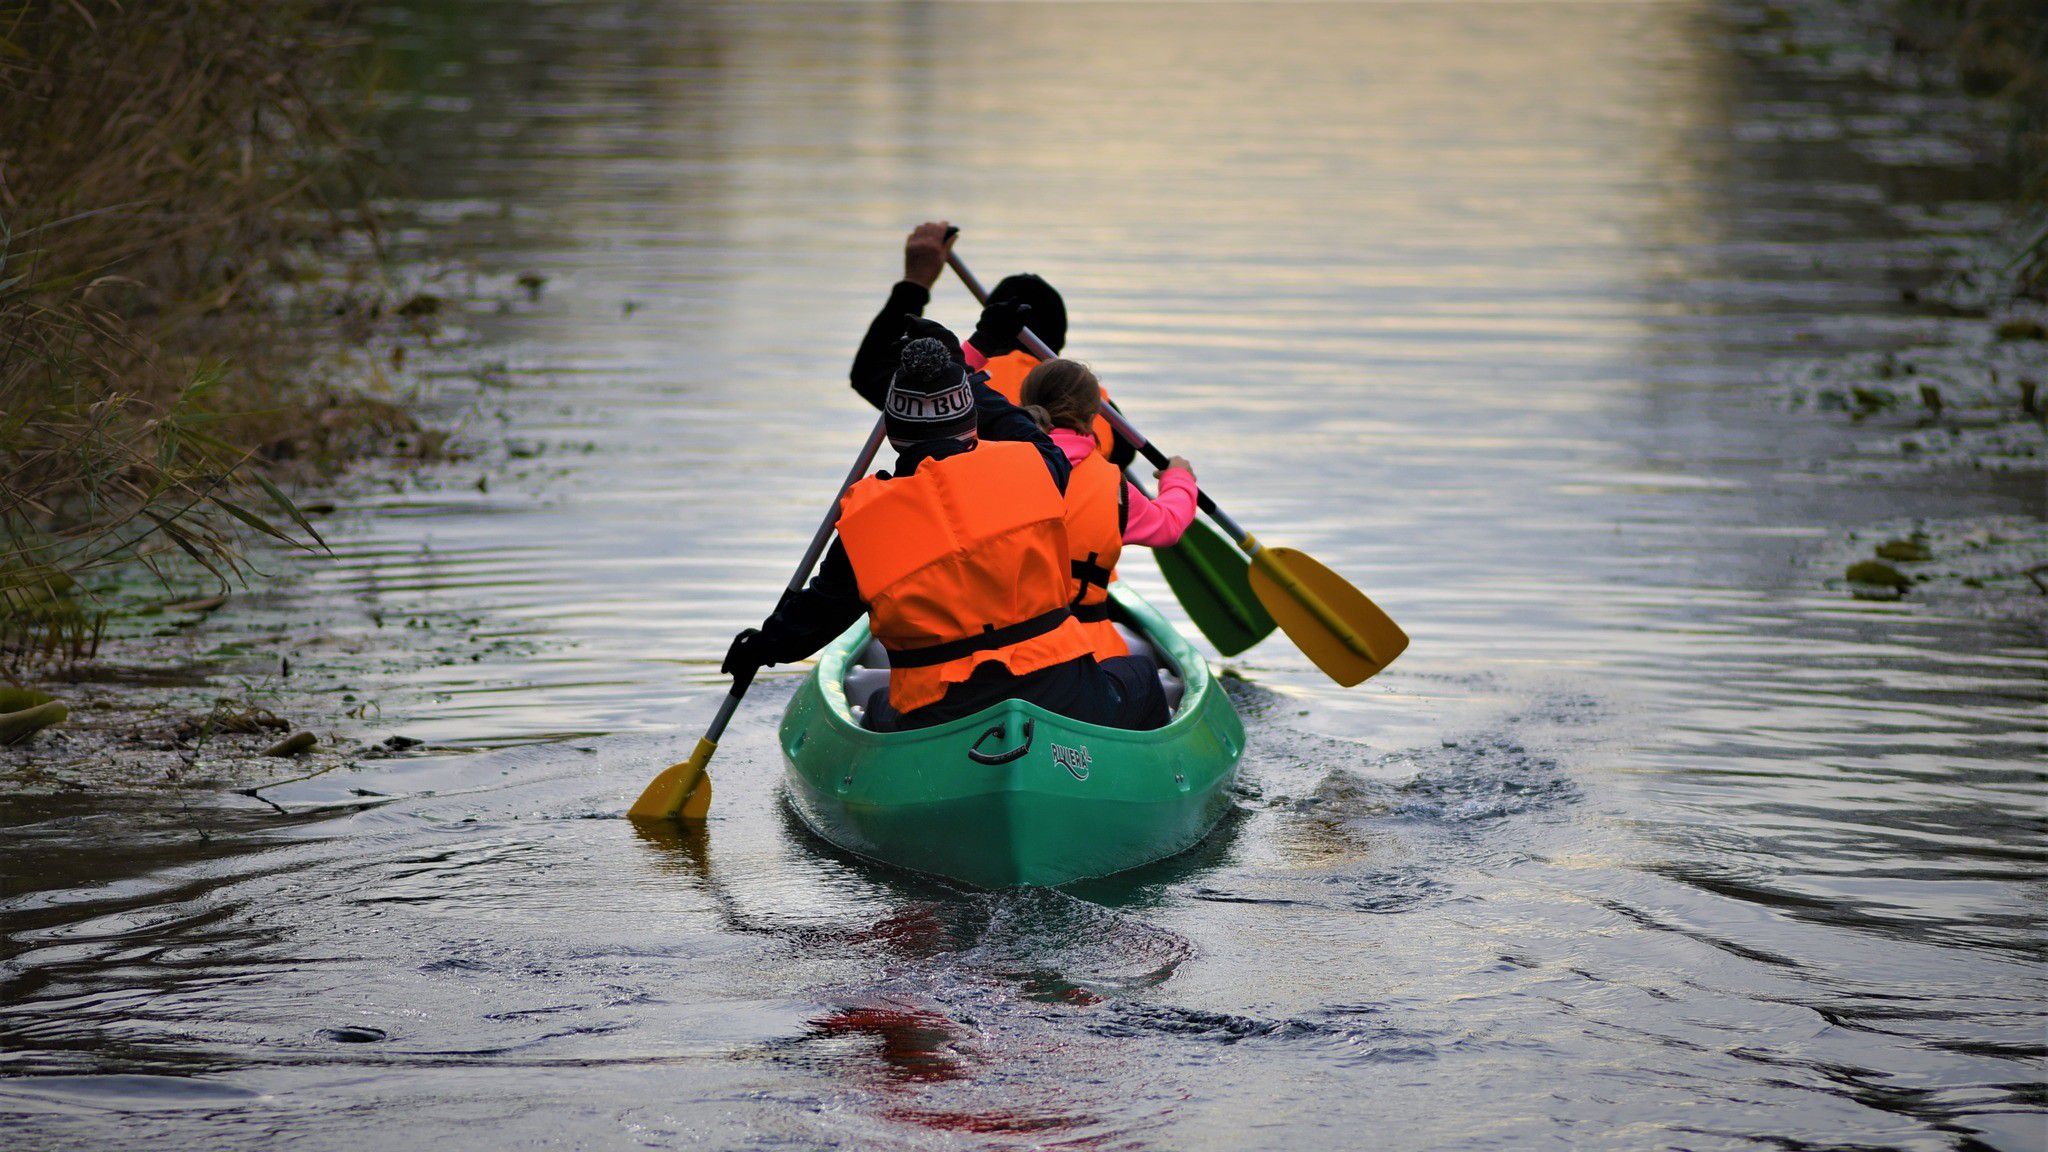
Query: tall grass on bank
0 1 405 672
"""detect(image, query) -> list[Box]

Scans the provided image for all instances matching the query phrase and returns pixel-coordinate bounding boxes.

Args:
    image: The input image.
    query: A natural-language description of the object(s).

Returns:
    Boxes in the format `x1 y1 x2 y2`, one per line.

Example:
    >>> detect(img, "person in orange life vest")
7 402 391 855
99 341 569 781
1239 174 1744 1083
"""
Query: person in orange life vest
722 322 1168 733
1017 358 1200 664
849 222 1134 467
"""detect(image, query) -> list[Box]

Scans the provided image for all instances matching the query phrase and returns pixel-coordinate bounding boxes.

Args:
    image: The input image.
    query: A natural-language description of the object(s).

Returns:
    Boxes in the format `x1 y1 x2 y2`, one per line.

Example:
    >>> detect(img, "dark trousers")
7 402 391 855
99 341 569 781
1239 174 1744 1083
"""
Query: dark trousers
864 654 1169 734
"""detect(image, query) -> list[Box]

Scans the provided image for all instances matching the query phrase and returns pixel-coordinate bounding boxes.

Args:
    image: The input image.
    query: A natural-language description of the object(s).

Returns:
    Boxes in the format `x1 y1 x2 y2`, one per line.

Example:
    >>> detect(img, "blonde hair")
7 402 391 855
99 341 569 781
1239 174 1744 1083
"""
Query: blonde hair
1019 359 1101 435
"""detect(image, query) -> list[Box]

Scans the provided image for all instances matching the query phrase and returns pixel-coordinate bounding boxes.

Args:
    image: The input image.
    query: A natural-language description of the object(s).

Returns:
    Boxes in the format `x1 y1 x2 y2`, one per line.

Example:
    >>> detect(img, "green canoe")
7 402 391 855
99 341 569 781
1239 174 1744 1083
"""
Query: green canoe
778 585 1246 889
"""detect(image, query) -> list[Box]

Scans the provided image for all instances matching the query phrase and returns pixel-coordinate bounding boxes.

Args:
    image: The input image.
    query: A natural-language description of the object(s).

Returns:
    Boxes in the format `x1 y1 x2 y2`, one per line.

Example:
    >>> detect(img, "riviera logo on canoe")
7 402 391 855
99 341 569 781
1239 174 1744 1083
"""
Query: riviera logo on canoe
1051 741 1092 781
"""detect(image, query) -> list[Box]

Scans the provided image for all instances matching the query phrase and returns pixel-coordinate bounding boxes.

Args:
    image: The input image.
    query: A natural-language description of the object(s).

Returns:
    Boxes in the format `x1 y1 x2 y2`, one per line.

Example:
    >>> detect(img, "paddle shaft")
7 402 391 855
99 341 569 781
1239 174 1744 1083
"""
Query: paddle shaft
795 419 888 594
945 249 1400 678
703 417 887 746
944 252 1252 543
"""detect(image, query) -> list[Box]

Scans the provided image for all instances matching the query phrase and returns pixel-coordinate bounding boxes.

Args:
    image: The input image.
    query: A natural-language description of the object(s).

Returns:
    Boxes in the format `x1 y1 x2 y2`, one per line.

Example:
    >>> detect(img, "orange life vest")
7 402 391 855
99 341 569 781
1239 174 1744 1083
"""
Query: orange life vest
1062 451 1129 661
980 351 1118 457
837 440 1095 714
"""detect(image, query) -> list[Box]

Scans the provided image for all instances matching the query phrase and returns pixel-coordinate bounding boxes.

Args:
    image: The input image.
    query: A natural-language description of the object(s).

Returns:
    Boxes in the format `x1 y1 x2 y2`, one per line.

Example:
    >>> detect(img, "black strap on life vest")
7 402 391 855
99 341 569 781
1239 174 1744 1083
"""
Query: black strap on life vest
1069 551 1113 608
1071 601 1112 623
883 607 1074 669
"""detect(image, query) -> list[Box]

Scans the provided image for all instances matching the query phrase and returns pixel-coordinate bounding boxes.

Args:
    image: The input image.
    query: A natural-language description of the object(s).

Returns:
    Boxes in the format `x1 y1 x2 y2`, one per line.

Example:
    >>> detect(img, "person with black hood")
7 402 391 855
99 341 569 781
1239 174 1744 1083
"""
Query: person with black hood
849 222 1130 464
722 320 1169 733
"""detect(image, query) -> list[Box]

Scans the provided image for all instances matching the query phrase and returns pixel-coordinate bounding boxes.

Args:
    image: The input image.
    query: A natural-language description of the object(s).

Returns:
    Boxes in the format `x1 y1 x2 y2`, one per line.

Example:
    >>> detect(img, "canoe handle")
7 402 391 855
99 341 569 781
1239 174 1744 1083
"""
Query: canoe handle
967 719 1036 766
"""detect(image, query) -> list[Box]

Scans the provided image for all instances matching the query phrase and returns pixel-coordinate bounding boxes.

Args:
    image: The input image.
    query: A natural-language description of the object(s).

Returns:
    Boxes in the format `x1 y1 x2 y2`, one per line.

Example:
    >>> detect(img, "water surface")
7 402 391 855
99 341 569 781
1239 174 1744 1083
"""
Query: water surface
4 3 2042 1149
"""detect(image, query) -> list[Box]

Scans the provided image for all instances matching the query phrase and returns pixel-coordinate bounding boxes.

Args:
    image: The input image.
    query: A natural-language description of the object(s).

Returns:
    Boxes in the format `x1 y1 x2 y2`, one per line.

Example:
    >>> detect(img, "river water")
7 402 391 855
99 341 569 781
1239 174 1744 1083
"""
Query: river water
4 2 2043 1149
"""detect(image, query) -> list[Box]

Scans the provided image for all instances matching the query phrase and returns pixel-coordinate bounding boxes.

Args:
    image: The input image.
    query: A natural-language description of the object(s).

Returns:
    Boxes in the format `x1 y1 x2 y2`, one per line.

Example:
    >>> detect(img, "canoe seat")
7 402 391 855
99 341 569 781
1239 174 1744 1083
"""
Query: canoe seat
842 620 1188 721
1109 624 1188 714
845 665 889 721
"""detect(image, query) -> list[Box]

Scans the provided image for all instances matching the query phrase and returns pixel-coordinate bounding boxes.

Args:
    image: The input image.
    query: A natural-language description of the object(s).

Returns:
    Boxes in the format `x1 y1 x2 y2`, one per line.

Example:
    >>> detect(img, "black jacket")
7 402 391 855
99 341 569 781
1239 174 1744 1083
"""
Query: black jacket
849 280 1134 468
849 280 937 411
751 377 1070 668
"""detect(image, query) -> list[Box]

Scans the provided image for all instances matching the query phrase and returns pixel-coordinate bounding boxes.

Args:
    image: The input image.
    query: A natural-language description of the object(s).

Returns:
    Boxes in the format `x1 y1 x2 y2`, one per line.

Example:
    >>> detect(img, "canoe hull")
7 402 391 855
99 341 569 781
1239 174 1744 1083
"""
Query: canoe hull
779 587 1244 889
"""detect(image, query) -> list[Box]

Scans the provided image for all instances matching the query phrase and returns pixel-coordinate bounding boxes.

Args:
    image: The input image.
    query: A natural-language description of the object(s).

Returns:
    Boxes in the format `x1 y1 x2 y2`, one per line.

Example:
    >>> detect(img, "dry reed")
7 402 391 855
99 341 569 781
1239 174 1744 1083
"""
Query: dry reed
0 0 408 671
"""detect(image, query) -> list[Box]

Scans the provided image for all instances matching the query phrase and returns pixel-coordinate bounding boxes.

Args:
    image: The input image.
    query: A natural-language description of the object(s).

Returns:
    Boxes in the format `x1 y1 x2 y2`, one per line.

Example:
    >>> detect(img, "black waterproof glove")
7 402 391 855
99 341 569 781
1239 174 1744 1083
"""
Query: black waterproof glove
968 298 1033 359
721 628 773 680
900 315 965 367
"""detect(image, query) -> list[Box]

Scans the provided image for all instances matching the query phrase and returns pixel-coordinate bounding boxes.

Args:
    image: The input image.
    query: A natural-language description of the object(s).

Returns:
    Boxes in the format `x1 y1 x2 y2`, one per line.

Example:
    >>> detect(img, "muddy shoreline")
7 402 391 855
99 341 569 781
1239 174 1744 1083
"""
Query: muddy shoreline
0 263 556 794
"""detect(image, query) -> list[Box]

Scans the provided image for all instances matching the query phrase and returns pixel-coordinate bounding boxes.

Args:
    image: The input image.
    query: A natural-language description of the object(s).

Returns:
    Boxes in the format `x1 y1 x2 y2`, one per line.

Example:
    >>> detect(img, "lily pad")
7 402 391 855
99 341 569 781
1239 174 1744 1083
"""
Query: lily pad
0 701 67 746
262 731 317 757
1847 560 1911 589
0 687 54 713
395 293 443 319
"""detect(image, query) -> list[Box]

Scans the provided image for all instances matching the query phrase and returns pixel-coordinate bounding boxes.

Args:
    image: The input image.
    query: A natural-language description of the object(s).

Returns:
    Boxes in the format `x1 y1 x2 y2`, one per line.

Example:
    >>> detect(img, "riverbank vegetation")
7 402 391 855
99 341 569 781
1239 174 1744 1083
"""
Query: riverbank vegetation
1905 0 2047 290
0 0 416 677
1745 0 2048 611
1906 0 2046 198
1882 0 2046 343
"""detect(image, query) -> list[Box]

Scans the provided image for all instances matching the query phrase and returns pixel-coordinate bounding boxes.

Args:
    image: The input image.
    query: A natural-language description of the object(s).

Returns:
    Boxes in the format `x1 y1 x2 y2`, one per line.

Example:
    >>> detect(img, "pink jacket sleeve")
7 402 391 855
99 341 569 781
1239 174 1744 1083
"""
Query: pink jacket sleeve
1123 468 1198 548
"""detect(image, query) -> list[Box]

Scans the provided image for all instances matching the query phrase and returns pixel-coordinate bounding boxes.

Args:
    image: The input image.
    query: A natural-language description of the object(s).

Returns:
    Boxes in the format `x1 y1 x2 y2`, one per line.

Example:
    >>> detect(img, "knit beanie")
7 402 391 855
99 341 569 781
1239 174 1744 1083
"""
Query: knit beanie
885 337 978 449
990 273 1067 354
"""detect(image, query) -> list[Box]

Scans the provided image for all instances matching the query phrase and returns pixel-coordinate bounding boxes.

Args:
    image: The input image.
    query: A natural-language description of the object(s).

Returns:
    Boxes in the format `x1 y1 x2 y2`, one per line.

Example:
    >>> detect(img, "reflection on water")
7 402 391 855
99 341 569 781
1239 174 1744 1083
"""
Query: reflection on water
4 2 2042 1149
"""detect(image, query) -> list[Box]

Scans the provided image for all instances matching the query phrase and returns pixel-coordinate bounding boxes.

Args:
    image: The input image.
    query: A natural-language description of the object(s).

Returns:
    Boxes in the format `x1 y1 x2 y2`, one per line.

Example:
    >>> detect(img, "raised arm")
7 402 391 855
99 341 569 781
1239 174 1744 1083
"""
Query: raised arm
849 222 955 408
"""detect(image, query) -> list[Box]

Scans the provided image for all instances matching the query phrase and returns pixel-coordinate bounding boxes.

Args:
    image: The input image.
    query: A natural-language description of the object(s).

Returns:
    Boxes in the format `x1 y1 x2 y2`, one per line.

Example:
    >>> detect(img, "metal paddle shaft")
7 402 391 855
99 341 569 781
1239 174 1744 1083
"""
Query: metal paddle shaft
792 419 889 595
630 418 889 820
943 252 1276 654
1119 460 1274 656
945 251 1245 531
945 248 1408 685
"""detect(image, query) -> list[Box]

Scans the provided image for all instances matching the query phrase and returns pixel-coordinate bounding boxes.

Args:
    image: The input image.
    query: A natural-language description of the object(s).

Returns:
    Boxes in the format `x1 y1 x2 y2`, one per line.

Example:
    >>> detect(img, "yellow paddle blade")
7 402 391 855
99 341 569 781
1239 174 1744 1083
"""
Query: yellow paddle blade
1247 546 1408 687
628 737 715 821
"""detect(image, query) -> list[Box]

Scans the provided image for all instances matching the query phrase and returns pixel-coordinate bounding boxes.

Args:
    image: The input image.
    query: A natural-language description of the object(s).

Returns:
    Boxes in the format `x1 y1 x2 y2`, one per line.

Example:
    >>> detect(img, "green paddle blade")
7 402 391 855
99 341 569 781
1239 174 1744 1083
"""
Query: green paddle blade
1155 514 1276 656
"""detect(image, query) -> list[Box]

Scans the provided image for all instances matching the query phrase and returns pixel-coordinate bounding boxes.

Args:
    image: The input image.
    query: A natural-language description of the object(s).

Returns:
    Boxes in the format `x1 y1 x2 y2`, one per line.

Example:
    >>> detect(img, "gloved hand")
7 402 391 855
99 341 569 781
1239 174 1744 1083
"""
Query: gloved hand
900 315 965 367
721 628 773 679
968 297 1034 358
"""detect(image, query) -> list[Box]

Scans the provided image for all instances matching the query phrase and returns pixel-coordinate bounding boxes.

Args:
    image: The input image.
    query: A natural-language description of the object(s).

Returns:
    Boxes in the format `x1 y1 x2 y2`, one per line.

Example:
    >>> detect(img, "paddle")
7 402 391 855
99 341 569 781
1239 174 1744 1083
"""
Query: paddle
1119 464 1274 656
942 256 1276 656
1152 501 1275 657
946 250 1408 686
629 420 890 821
